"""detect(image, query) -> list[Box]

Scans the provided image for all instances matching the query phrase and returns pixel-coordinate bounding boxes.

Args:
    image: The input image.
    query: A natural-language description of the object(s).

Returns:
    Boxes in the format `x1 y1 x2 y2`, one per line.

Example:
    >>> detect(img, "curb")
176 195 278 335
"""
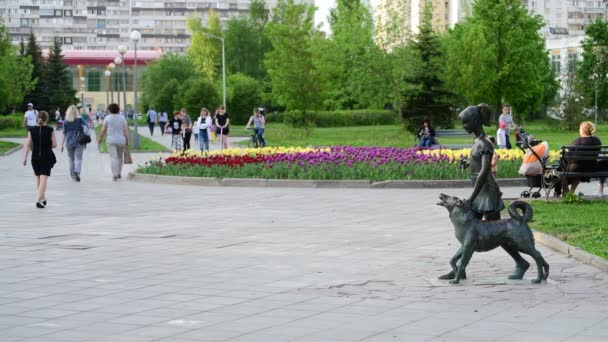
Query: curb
128 172 526 190
533 231 608 271
0 144 23 156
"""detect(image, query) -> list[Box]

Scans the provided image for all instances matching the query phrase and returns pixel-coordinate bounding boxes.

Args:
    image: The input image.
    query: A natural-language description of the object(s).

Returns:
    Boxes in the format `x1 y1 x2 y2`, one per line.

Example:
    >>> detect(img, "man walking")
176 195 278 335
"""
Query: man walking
146 107 157 136
23 103 38 132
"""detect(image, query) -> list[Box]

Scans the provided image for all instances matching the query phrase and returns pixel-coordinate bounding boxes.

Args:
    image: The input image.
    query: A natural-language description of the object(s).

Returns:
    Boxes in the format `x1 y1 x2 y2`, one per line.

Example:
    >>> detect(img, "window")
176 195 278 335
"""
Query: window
40 8 53 15
551 54 561 74
64 9 72 16
64 37 72 44
20 18 29 27
96 19 106 29
87 71 101 91
54 9 62 16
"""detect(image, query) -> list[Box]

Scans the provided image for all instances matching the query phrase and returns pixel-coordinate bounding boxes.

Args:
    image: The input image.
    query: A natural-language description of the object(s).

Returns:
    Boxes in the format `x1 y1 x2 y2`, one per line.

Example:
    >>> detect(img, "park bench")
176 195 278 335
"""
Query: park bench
557 145 608 194
415 129 474 149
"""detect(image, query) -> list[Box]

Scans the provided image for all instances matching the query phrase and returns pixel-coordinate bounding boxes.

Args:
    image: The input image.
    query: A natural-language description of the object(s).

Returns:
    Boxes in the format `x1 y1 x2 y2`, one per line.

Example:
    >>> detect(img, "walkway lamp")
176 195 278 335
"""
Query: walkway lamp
202 32 226 108
130 30 141 149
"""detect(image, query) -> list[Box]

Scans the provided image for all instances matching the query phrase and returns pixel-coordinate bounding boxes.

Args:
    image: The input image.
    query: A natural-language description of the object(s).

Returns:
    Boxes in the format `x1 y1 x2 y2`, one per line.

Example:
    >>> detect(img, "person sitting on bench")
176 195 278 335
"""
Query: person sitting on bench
566 121 601 194
417 118 436 148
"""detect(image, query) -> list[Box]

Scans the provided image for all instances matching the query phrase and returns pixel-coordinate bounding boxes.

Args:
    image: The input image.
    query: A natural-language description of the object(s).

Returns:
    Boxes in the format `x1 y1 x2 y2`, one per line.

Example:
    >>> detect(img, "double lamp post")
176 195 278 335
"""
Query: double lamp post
105 30 142 149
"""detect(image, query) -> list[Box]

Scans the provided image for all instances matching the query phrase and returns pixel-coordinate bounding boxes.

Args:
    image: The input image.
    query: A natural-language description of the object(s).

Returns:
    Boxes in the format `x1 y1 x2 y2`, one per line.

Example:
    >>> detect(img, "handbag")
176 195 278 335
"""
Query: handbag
76 119 91 145
124 147 133 164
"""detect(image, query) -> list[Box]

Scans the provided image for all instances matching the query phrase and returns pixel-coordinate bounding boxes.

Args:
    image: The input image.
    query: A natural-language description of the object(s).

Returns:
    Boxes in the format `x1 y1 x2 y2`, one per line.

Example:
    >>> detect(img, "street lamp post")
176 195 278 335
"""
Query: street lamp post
118 45 128 116
130 30 142 149
80 76 85 107
592 73 599 125
113 56 123 111
109 63 115 104
104 70 111 110
202 32 226 108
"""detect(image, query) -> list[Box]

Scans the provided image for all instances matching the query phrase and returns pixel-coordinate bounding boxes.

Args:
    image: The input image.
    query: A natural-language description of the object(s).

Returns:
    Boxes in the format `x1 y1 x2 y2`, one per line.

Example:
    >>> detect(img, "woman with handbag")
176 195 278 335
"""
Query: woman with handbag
22 111 57 208
61 105 87 182
97 103 129 181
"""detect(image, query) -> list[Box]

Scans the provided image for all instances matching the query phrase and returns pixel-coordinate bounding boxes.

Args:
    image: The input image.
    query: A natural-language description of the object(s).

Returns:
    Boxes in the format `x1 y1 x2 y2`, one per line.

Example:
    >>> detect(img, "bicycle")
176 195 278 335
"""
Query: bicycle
245 128 263 148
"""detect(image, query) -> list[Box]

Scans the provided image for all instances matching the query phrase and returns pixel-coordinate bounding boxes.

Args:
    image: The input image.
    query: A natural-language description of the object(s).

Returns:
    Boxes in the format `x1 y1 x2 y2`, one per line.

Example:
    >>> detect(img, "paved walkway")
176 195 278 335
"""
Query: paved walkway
0 134 607 341
135 126 249 152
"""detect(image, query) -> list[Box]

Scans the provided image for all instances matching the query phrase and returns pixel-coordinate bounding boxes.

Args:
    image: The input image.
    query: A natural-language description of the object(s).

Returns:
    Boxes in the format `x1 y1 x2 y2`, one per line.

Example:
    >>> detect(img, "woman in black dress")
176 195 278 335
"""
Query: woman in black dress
215 105 230 150
22 111 57 208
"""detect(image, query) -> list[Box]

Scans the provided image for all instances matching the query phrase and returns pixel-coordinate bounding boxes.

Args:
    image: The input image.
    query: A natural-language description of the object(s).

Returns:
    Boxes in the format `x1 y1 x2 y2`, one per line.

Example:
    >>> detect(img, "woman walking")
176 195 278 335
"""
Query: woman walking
22 111 57 208
97 103 129 181
61 105 86 182
159 112 168 135
215 105 230 150
180 108 193 151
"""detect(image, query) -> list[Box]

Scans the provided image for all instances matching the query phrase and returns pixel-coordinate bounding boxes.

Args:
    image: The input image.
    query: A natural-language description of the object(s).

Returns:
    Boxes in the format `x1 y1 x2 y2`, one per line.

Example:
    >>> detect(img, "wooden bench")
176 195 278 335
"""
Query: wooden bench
557 145 608 194
416 129 474 149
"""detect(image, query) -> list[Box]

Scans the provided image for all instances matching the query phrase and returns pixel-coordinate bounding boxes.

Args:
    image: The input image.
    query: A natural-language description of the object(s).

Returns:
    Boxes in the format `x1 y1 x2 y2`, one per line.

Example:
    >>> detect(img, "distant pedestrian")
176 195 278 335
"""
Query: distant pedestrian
61 105 86 182
146 108 157 136
166 111 183 151
496 121 508 149
97 103 130 181
159 112 168 135
215 105 230 150
22 111 57 208
498 105 515 149
180 108 192 151
55 107 63 131
193 116 200 144
23 103 38 132
197 108 212 152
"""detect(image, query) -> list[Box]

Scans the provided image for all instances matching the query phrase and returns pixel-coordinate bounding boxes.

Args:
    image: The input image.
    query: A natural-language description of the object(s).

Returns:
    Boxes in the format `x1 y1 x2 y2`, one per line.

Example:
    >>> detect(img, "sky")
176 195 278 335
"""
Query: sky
315 0 380 33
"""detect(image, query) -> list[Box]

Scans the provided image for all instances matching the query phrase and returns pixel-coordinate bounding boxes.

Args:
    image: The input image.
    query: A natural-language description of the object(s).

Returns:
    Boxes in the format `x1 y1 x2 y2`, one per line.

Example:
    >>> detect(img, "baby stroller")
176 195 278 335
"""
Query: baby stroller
517 129 561 199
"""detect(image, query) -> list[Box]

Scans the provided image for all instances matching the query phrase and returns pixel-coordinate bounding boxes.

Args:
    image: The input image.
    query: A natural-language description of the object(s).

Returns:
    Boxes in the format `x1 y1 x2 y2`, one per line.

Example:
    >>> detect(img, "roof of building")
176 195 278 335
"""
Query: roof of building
43 49 163 66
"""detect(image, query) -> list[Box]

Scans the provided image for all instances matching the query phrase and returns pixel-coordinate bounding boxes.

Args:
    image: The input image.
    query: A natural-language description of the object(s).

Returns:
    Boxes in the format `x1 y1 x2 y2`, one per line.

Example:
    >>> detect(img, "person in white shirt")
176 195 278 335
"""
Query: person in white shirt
496 121 507 149
197 108 212 152
498 105 515 149
146 108 157 136
23 103 38 131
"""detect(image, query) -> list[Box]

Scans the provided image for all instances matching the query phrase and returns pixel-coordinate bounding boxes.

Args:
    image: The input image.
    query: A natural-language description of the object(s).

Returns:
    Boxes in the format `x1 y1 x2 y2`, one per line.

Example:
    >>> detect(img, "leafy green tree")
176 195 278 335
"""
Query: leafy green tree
46 38 77 114
23 31 49 112
576 19 608 121
174 77 219 120
265 0 324 126
316 0 384 110
0 23 35 114
187 10 223 79
226 73 262 124
445 0 551 120
404 0 455 128
225 0 271 80
140 54 196 112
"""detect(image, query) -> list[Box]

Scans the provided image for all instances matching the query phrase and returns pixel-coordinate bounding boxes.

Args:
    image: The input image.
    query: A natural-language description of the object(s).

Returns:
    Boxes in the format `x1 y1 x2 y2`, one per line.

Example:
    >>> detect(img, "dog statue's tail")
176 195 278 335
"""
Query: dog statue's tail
508 201 533 223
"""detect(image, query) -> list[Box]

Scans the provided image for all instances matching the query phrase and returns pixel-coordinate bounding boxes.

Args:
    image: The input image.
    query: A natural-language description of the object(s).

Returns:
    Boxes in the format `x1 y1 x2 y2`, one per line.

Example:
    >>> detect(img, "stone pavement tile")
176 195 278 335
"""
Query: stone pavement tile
166 300 227 312
0 314 47 327
17 308 79 319
134 307 203 319
180 311 251 327
41 329 109 342
0 303 44 315
174 327 245 341
579 317 608 337
59 310 124 322
496 332 575 342
564 338 608 342
68 322 141 335
120 325 197 339
1 325 57 339
388 317 476 336
360 332 434 342
107 314 171 325
225 333 294 342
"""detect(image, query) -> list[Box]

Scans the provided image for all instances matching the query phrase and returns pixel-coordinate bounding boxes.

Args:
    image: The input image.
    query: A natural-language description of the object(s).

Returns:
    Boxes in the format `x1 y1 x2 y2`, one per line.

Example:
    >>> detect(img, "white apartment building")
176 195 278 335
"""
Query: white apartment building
0 0 313 52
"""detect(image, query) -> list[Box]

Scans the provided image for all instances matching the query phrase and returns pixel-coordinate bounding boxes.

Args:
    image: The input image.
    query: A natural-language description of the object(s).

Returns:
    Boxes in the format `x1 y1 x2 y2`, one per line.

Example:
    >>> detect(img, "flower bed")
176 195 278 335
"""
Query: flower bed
137 146 547 181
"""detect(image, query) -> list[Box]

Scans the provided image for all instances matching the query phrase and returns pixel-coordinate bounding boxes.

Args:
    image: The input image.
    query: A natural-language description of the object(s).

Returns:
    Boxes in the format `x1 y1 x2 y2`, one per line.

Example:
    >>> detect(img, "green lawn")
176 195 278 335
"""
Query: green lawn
0 128 27 138
528 200 608 259
0 141 20 154
236 123 414 147
95 126 169 153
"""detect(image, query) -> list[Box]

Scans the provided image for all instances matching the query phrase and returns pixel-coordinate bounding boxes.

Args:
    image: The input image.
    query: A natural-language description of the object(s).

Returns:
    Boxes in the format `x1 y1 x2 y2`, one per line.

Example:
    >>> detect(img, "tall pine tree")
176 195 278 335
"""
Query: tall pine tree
46 37 76 114
23 31 49 112
405 0 455 128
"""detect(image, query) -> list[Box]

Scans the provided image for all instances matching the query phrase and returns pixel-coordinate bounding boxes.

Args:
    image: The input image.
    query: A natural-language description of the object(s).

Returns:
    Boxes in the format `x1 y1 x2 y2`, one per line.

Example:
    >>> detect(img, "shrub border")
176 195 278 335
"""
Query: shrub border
533 231 608 271
0 144 23 156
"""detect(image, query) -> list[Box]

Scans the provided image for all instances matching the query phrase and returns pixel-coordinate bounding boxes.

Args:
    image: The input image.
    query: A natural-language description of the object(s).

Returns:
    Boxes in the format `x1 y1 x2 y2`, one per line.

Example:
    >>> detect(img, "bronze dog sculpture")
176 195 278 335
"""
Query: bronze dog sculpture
437 193 549 284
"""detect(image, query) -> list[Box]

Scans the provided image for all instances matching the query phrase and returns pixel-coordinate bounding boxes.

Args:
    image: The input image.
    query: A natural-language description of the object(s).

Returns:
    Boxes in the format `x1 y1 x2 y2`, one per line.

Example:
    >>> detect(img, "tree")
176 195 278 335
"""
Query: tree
445 0 551 121
576 19 608 121
226 73 262 124
0 22 35 113
174 77 219 119
404 0 455 128
187 10 223 79
23 31 49 112
265 0 324 126
140 54 196 112
46 38 77 114
225 0 272 80
315 0 384 110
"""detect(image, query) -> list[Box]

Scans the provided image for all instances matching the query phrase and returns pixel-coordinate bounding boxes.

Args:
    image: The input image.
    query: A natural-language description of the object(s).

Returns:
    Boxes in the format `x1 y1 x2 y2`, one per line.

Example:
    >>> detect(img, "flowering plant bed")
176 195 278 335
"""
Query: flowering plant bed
136 146 552 181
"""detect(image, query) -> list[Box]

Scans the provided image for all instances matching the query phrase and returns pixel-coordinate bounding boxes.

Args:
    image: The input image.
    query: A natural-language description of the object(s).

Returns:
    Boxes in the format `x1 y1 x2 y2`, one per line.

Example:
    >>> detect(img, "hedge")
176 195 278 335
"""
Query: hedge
0 115 22 130
269 110 399 128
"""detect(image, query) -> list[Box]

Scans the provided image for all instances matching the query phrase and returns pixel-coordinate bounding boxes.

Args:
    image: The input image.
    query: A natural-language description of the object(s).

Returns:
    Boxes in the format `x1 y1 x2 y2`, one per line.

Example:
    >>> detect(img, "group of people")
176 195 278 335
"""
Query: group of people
22 102 131 209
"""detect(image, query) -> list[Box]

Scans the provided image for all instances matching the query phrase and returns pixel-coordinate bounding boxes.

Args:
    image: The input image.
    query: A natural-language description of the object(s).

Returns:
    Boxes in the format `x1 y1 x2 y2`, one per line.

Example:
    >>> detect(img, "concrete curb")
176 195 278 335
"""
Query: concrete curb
533 231 608 271
129 172 526 190
0 144 23 156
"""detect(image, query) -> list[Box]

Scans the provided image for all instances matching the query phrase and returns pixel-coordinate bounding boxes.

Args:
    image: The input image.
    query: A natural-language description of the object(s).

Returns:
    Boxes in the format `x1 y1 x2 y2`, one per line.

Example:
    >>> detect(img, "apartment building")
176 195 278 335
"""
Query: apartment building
0 0 313 52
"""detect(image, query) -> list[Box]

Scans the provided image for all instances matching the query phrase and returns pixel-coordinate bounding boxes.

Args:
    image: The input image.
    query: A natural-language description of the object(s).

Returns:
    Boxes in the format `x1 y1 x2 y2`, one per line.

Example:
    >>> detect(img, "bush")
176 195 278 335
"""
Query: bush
174 77 219 120
281 110 398 128
0 115 22 129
